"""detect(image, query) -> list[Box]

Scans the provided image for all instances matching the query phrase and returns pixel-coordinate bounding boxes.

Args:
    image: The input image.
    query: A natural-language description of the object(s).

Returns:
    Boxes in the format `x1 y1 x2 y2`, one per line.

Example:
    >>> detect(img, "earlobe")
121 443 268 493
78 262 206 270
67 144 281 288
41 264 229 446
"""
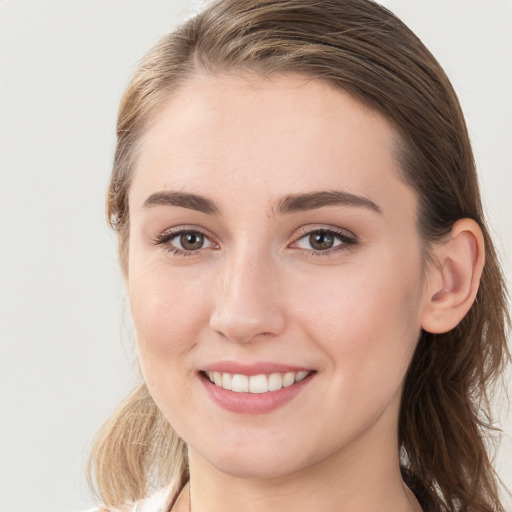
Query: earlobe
421 219 485 334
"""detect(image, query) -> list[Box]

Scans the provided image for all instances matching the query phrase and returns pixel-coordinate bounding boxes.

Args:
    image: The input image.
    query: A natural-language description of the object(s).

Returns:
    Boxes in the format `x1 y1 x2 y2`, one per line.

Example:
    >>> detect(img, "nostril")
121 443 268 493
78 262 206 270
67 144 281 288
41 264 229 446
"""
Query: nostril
209 310 284 344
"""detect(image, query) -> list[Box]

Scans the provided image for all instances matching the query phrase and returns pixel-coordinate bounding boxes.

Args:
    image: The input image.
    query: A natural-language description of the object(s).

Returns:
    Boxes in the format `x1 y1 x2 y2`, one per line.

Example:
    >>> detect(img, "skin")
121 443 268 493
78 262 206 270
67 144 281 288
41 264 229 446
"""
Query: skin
126 74 477 512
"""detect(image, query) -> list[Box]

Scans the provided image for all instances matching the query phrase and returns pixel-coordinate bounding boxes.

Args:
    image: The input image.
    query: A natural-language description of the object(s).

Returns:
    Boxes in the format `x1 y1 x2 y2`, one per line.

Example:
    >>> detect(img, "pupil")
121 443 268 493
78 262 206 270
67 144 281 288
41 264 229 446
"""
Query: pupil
310 231 334 250
180 232 204 250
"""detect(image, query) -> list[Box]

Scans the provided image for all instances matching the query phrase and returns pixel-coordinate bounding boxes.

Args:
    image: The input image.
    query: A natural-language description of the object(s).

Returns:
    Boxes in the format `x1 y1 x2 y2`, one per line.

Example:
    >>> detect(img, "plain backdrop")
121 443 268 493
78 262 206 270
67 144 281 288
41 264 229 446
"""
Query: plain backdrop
0 1 510 511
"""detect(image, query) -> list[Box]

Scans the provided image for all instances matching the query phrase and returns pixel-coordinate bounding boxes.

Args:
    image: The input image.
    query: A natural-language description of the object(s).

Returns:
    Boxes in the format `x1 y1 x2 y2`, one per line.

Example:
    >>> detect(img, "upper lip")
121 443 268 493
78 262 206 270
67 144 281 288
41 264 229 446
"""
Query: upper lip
200 361 313 376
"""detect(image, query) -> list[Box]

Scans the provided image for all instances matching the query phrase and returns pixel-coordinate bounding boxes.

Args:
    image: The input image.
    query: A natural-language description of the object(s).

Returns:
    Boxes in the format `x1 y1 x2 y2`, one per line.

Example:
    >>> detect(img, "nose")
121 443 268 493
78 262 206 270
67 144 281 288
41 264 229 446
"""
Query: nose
209 249 287 344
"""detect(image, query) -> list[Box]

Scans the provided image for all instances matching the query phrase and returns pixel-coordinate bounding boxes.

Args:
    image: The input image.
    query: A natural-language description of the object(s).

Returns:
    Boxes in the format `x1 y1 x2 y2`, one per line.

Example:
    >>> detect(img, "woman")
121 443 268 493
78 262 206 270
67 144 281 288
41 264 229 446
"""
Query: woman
88 0 510 511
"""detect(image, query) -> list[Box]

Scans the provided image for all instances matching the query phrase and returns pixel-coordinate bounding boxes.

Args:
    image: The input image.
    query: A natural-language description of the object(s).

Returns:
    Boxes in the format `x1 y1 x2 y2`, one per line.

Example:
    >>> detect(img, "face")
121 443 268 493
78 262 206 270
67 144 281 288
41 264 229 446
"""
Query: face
127 74 430 479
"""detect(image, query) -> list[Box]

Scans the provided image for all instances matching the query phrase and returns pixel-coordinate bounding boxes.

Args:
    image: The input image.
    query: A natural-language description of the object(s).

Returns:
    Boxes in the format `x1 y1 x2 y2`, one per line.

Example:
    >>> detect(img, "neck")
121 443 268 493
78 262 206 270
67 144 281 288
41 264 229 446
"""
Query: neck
183 424 422 512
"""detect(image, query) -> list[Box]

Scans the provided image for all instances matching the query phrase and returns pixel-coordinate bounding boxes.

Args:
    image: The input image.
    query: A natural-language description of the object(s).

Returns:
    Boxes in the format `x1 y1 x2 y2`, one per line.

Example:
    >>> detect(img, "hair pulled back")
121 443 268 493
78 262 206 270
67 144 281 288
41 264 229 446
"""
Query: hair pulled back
89 1 510 511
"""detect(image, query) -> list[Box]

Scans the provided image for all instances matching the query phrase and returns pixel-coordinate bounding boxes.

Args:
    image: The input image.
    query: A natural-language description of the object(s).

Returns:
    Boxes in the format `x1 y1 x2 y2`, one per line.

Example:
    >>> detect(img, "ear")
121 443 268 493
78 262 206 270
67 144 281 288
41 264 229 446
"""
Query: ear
421 219 485 334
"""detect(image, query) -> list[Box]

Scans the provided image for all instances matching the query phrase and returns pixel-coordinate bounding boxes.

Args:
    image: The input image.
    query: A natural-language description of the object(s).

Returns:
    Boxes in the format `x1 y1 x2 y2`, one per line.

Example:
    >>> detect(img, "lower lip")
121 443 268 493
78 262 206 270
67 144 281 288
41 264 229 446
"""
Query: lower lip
199 372 314 414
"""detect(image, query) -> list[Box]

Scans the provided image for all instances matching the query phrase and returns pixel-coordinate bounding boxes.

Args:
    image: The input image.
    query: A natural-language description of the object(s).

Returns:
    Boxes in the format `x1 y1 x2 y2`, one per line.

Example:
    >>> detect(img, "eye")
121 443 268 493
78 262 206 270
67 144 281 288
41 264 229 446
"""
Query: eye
299 231 338 251
154 228 216 255
291 227 357 254
175 231 209 251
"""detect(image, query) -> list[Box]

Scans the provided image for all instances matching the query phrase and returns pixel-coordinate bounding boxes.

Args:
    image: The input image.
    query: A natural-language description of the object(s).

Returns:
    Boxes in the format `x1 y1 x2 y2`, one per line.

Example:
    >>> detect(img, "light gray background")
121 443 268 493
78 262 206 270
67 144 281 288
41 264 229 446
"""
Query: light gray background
0 1 510 511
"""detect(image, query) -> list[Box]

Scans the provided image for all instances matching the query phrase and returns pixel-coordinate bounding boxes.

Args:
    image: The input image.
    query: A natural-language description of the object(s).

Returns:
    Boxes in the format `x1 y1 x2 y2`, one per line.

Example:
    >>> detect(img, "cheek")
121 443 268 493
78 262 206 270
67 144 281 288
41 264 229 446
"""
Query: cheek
290 253 423 379
128 263 212 360
127 265 215 421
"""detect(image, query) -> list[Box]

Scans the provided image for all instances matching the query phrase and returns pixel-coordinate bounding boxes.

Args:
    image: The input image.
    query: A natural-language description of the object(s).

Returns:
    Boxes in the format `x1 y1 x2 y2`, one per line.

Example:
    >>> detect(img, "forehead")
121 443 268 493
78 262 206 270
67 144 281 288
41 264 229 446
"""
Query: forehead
130 74 415 218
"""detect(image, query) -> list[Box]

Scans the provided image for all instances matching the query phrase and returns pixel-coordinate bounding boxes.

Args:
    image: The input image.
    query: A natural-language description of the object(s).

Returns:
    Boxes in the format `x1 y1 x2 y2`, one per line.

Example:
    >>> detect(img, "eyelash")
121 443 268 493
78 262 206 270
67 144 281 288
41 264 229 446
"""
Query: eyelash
152 227 217 257
291 226 358 257
152 226 358 257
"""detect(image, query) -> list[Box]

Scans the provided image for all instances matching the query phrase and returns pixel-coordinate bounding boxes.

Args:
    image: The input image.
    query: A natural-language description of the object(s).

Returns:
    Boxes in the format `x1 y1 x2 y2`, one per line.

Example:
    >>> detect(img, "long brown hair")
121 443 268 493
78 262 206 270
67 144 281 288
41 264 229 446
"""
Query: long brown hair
89 1 510 510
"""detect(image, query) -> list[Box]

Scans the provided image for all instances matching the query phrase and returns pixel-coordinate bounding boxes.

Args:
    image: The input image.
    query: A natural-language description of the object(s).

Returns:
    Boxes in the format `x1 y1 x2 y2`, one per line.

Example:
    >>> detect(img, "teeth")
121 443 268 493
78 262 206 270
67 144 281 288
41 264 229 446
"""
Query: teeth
231 374 249 392
282 372 295 387
222 372 232 390
268 373 283 391
205 370 311 393
249 374 268 394
295 370 309 382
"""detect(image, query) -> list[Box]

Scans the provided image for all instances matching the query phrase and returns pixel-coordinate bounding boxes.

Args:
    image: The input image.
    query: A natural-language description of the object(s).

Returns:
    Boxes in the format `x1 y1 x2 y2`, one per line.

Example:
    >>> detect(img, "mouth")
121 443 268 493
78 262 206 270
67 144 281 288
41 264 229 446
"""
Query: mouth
198 366 316 413
202 370 312 394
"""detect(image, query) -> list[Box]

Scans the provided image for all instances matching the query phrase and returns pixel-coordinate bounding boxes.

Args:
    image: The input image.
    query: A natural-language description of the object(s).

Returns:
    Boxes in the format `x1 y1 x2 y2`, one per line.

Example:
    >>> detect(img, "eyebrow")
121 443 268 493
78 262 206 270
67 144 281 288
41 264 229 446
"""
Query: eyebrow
275 190 382 215
142 189 381 216
143 191 220 214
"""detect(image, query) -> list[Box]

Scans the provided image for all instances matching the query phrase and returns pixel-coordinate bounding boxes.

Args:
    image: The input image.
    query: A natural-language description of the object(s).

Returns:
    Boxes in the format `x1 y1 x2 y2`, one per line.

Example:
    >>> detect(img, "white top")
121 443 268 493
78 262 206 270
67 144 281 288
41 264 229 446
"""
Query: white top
131 488 171 512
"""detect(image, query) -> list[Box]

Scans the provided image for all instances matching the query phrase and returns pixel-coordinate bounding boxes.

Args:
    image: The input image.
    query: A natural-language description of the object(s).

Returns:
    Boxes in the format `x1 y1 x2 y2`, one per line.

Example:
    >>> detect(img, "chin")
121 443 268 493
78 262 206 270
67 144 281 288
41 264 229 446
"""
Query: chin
194 437 321 480
213 456 305 480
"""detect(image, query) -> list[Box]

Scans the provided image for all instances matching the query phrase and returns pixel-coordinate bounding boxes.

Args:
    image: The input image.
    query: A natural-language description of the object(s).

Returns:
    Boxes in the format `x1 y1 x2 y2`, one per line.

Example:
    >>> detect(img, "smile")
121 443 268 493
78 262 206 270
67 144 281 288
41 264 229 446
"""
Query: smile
204 370 311 393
